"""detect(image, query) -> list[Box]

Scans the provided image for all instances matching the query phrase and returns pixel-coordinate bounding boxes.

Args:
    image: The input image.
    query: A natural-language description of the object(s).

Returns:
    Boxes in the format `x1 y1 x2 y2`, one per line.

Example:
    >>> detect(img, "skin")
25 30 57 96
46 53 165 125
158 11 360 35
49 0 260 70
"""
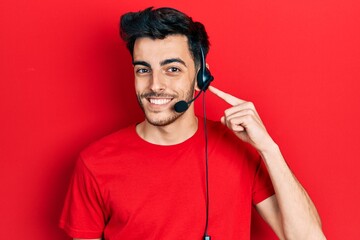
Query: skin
208 86 326 239
74 34 326 240
133 35 199 145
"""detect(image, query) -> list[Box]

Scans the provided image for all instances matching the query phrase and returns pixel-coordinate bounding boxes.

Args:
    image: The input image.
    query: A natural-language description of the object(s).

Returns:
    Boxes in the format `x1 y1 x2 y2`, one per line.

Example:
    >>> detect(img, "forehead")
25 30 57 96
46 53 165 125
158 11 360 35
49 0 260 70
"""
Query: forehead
133 35 194 64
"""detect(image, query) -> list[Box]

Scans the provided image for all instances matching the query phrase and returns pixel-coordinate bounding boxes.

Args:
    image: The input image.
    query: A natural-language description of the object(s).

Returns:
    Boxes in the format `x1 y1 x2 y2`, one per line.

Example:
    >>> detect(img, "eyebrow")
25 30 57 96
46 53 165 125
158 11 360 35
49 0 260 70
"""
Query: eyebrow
132 58 187 68
160 58 187 67
132 61 151 68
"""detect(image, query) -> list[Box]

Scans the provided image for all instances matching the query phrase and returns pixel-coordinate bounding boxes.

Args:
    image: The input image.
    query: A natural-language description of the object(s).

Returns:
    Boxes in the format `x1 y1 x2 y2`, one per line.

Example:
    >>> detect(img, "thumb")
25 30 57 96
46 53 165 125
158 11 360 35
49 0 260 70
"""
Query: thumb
221 116 226 125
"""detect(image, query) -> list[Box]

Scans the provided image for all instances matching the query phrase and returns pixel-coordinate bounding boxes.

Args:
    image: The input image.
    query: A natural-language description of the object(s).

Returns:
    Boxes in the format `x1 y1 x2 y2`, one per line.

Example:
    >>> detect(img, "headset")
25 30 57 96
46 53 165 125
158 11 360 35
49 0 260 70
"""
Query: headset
174 47 214 113
173 47 214 240
198 46 213 240
197 47 214 91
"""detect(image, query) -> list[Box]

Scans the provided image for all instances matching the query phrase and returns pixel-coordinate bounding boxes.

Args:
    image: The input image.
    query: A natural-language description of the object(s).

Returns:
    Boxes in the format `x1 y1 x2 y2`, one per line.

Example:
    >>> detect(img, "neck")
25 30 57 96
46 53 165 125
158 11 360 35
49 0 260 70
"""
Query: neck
136 112 199 145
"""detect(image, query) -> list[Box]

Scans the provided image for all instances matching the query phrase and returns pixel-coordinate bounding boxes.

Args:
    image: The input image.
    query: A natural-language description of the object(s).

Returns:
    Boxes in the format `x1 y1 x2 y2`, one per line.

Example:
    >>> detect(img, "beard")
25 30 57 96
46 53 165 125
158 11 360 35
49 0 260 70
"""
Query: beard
136 83 195 127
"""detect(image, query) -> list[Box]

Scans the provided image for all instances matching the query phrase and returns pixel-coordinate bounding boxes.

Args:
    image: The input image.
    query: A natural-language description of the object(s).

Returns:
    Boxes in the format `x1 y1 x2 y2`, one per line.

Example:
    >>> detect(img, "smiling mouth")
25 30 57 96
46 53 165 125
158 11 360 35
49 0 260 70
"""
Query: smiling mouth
148 98 173 105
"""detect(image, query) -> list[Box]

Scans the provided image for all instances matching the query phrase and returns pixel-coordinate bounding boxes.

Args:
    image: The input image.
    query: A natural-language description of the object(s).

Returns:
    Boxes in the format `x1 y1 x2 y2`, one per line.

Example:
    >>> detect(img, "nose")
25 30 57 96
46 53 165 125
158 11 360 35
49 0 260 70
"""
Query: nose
149 71 166 92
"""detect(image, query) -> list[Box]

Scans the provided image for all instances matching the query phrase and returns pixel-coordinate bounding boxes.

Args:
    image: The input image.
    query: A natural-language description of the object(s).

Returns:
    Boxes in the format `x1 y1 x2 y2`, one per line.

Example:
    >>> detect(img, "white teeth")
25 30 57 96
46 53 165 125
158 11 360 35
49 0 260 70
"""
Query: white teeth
149 98 171 105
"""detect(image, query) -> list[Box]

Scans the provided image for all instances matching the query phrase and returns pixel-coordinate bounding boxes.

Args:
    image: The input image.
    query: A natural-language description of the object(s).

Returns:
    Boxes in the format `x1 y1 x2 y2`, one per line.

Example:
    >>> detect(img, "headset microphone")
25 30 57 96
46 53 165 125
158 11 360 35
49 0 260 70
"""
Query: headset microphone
174 89 204 113
173 47 214 113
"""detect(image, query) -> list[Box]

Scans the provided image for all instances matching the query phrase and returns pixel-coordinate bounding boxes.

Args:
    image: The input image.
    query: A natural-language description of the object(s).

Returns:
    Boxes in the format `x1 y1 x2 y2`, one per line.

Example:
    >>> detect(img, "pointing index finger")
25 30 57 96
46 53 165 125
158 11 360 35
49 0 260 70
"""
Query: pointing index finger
208 86 245 106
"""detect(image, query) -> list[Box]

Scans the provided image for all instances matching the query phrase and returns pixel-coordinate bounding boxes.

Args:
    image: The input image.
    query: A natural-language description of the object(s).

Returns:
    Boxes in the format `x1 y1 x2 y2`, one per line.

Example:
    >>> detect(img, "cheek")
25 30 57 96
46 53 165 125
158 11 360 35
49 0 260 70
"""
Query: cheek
175 74 195 89
134 78 147 92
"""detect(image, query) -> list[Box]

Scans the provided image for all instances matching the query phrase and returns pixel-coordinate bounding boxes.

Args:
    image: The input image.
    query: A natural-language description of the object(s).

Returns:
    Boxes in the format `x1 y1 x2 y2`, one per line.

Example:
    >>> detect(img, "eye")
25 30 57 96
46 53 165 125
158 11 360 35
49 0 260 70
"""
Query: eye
136 68 151 74
167 67 181 73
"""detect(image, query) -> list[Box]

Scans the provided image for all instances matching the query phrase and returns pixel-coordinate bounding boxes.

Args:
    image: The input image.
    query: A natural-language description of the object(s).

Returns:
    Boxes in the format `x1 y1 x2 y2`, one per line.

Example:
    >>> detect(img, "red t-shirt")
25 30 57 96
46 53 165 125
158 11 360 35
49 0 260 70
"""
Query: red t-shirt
59 119 275 239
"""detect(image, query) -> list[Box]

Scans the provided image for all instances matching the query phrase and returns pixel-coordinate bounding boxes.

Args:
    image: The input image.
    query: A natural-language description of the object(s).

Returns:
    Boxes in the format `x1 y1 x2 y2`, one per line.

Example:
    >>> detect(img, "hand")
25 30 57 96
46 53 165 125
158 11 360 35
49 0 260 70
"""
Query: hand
208 86 276 153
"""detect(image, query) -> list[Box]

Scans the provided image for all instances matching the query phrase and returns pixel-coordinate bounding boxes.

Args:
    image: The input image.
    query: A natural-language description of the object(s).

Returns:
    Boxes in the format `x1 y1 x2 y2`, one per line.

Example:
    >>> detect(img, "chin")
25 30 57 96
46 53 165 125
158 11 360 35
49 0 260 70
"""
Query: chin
145 111 183 127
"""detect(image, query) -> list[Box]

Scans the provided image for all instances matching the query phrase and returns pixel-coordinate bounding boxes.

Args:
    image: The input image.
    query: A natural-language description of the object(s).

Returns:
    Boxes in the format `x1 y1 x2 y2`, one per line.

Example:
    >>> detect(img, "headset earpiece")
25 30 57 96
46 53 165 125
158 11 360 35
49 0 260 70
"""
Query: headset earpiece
197 47 214 91
174 47 214 113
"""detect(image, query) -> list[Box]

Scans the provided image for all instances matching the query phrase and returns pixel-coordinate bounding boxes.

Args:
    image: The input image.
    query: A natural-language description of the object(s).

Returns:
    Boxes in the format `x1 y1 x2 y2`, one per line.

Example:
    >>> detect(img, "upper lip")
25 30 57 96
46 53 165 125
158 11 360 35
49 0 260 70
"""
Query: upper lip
148 96 172 99
142 93 175 100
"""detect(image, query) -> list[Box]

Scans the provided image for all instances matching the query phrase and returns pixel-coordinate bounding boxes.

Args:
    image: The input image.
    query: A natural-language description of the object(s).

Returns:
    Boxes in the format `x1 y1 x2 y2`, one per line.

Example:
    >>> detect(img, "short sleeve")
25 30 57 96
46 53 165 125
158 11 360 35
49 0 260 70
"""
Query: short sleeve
252 159 275 205
59 157 105 238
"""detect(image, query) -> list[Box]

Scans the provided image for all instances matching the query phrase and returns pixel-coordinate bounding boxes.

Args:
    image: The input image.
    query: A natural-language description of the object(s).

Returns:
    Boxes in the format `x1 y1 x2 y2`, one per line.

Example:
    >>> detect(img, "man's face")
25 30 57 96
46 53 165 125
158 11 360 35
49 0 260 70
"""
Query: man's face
133 34 197 126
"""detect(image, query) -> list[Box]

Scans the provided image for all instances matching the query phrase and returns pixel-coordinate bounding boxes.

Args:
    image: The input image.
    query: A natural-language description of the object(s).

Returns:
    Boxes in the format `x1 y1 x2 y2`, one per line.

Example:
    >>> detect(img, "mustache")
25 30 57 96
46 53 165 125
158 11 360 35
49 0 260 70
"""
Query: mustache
140 92 177 98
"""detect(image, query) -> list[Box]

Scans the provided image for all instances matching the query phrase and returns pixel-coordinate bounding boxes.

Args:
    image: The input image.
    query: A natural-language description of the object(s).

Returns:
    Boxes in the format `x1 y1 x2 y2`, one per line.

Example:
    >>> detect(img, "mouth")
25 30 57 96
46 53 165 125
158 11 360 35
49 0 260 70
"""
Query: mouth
147 97 173 105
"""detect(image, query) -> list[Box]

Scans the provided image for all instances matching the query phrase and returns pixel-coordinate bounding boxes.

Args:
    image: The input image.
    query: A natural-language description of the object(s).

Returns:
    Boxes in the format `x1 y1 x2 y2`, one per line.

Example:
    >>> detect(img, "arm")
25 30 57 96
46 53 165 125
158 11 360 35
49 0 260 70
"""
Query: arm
257 144 324 239
209 86 326 240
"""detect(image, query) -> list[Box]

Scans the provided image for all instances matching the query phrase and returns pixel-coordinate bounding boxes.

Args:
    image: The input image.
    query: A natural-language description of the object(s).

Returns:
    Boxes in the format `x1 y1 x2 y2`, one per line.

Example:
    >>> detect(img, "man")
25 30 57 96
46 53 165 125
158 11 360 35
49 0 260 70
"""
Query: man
59 7 326 240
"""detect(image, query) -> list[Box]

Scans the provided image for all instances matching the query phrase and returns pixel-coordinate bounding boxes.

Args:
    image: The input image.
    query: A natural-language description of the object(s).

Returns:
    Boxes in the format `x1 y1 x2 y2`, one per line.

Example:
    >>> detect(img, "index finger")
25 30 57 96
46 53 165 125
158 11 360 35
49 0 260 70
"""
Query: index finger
208 86 245 106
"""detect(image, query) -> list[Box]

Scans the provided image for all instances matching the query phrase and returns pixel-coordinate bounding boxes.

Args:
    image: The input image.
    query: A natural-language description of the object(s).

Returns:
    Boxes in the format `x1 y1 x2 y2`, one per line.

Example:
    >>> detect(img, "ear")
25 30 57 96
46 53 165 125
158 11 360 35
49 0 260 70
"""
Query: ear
195 79 201 91
194 65 201 91
194 63 211 91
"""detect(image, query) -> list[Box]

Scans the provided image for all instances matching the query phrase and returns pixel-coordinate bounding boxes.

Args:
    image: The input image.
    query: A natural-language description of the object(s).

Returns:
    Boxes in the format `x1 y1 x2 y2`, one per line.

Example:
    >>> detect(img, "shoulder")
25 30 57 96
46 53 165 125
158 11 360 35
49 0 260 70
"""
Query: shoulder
207 119 258 154
79 123 138 165
205 118 234 141
206 118 261 167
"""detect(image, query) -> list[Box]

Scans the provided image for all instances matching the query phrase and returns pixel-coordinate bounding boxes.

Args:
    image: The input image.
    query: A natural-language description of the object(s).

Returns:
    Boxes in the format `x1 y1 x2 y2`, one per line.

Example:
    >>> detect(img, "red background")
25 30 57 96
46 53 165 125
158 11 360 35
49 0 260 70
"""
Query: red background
1 0 359 239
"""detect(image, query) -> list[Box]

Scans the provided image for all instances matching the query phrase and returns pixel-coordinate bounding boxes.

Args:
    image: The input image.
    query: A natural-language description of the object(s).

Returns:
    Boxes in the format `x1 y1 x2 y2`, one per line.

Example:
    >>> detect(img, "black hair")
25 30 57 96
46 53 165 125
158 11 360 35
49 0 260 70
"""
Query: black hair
120 7 210 67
